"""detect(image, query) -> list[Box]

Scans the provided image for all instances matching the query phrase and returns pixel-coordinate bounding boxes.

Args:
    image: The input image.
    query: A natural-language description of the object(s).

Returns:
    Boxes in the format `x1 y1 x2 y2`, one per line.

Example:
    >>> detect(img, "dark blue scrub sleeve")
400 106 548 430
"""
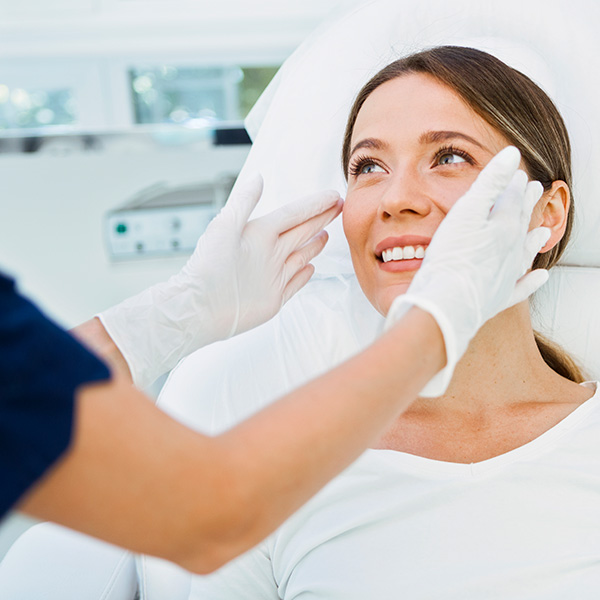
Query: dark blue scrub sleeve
0 273 110 518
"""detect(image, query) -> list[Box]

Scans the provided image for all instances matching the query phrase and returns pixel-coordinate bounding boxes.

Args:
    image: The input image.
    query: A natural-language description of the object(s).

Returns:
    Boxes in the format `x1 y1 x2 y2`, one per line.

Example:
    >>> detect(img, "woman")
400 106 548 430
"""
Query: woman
184 47 600 599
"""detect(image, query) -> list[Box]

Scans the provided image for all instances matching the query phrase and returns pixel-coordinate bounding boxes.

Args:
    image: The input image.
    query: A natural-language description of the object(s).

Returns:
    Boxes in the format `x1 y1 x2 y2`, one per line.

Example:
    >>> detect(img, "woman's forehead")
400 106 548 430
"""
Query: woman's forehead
351 73 503 149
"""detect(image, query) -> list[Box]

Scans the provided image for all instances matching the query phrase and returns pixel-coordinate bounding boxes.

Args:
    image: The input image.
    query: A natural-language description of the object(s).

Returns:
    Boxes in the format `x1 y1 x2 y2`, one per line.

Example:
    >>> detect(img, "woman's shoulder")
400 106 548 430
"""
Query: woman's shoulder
157 275 383 434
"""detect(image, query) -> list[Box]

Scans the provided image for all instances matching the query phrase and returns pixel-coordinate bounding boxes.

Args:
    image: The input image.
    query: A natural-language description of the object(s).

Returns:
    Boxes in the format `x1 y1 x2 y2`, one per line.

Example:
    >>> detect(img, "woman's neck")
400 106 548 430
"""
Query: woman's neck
373 302 593 462
417 302 582 414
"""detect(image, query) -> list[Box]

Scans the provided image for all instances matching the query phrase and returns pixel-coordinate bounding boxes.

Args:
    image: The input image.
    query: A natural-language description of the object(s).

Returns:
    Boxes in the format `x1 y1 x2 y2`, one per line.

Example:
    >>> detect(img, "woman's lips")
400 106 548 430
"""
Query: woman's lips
378 258 423 272
374 235 432 257
374 235 431 273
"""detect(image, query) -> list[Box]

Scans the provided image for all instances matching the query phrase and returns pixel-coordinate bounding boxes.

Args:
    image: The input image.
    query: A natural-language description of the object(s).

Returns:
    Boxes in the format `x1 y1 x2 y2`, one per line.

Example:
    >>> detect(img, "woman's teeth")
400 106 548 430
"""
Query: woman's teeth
381 245 426 262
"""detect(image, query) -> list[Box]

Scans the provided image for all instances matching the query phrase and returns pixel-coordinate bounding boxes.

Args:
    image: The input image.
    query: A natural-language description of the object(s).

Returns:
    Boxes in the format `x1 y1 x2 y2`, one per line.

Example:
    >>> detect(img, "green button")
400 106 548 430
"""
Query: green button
115 223 127 234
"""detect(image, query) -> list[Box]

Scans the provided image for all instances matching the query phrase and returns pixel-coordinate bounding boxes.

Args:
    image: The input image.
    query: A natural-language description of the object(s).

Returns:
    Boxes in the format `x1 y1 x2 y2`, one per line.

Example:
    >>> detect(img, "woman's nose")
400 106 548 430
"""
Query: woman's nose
378 169 433 220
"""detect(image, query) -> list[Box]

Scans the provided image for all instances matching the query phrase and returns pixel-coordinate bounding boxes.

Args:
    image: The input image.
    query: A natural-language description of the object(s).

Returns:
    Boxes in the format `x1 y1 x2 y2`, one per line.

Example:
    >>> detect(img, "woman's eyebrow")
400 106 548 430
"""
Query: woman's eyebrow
348 138 389 159
419 130 489 151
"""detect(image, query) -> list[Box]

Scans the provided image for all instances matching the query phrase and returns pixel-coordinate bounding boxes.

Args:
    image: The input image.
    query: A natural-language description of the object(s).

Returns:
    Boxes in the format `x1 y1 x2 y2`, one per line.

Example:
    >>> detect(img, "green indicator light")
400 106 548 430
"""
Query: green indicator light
116 223 127 234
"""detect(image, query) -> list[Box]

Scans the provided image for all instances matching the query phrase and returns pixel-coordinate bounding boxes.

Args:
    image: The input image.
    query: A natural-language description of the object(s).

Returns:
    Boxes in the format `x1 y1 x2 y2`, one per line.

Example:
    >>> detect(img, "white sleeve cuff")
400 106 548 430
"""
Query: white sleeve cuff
384 294 458 398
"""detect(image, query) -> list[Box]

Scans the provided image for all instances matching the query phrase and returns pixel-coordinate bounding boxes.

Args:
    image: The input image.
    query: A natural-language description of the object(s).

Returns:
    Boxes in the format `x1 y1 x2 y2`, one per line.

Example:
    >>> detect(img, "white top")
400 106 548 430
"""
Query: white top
188 382 600 600
157 277 600 599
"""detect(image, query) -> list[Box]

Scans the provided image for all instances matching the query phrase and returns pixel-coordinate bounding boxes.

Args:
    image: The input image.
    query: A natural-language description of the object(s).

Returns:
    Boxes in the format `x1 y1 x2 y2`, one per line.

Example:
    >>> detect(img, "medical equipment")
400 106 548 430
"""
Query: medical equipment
105 180 232 260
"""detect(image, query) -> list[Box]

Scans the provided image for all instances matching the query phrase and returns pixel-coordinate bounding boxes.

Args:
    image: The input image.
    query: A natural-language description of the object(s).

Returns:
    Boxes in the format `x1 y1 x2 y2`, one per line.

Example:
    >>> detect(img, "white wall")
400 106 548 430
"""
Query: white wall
0 0 349 59
0 143 249 328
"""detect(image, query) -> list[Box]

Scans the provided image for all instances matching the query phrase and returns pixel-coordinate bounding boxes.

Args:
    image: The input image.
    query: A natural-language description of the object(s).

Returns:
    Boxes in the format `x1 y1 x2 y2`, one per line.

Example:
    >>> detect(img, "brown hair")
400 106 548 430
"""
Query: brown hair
342 45 584 381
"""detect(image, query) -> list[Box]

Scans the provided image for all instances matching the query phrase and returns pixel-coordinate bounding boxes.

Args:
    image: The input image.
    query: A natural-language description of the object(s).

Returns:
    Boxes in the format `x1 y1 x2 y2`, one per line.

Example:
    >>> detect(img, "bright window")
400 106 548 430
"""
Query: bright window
0 85 77 131
129 64 279 126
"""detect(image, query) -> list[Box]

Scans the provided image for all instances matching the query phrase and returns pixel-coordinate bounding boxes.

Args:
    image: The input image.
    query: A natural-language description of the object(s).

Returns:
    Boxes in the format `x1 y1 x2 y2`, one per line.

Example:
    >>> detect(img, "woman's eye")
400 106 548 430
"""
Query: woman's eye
438 152 466 166
348 155 387 178
359 162 385 174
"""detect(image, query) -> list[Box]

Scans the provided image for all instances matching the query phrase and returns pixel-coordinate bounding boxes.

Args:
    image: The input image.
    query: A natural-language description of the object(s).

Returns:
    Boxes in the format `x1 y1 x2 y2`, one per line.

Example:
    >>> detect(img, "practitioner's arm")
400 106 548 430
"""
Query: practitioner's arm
71 317 130 378
18 307 443 575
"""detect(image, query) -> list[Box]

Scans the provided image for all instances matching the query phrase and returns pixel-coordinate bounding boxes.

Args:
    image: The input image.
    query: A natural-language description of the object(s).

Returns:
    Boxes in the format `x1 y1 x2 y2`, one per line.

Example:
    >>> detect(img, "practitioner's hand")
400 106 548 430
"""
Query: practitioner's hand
98 175 342 388
180 174 343 338
385 146 550 397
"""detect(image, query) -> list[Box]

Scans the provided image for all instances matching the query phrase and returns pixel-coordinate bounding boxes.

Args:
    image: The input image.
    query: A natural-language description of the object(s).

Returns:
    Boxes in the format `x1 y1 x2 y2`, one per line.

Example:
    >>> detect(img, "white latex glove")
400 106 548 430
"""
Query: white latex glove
385 146 551 397
98 175 342 388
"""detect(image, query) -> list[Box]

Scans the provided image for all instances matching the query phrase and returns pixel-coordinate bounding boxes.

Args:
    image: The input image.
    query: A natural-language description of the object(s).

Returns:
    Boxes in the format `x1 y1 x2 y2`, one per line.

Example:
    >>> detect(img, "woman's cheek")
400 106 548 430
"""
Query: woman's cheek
430 174 479 212
342 195 370 250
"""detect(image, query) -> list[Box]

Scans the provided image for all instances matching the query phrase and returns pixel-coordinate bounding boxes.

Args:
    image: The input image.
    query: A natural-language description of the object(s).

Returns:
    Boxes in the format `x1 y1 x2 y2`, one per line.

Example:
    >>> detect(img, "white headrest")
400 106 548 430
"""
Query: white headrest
533 266 600 380
238 0 600 275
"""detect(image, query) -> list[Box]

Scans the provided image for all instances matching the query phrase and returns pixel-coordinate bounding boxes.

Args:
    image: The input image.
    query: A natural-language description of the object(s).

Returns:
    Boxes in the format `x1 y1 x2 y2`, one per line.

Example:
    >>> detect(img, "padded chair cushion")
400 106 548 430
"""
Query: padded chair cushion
532 266 600 381
0 523 137 600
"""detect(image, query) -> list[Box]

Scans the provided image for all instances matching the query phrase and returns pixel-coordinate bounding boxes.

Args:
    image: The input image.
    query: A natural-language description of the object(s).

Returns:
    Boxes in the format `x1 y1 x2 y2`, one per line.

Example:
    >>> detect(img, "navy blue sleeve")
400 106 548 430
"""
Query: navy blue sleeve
0 273 111 518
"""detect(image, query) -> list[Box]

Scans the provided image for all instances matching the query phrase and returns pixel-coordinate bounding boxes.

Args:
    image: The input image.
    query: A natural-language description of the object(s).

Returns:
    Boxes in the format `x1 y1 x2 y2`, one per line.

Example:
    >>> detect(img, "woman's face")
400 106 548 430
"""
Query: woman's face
343 72 514 315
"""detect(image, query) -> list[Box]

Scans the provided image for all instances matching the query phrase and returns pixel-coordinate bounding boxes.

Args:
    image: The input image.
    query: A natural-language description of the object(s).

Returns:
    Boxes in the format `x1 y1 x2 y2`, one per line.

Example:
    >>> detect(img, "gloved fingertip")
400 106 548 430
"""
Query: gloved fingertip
322 189 343 207
511 268 550 306
304 262 316 279
482 146 521 185
535 268 550 285
226 172 265 226
539 226 552 244
477 146 520 179
523 180 544 215
304 189 343 215
299 230 329 264
487 168 528 219
529 226 552 250
494 145 521 169
526 179 544 198
322 198 344 224
271 190 342 234
282 264 315 304
314 229 329 244
513 169 529 186
456 146 522 218
525 269 550 289
501 169 528 200
525 268 550 293
239 172 265 198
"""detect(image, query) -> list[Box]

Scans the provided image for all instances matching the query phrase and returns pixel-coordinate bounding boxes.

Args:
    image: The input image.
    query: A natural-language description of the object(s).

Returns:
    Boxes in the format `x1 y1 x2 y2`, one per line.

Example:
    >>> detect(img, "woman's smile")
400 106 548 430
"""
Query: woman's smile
375 235 430 272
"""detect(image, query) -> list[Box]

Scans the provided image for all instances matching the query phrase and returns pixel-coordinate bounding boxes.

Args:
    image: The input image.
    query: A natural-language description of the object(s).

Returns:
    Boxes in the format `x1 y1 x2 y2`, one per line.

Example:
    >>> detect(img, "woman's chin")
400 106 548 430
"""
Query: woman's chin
374 283 413 317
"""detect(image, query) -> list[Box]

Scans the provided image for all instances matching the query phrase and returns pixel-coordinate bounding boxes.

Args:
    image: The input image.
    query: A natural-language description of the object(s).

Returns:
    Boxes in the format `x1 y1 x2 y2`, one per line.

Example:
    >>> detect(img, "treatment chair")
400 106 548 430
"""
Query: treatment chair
1 1 598 598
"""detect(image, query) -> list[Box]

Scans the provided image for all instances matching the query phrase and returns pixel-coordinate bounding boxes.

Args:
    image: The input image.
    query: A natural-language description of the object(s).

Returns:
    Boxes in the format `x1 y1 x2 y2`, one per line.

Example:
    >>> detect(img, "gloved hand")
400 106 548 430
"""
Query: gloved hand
98 175 342 388
385 146 550 397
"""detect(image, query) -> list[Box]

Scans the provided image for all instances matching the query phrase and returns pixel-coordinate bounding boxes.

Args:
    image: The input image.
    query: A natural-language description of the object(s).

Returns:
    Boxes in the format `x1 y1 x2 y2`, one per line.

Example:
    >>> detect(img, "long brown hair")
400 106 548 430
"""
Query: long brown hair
342 46 584 382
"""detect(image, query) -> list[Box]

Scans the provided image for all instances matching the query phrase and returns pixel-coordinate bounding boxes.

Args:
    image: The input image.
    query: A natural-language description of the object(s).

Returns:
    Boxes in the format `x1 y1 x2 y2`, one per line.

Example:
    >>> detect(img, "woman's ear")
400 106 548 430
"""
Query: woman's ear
530 180 570 253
